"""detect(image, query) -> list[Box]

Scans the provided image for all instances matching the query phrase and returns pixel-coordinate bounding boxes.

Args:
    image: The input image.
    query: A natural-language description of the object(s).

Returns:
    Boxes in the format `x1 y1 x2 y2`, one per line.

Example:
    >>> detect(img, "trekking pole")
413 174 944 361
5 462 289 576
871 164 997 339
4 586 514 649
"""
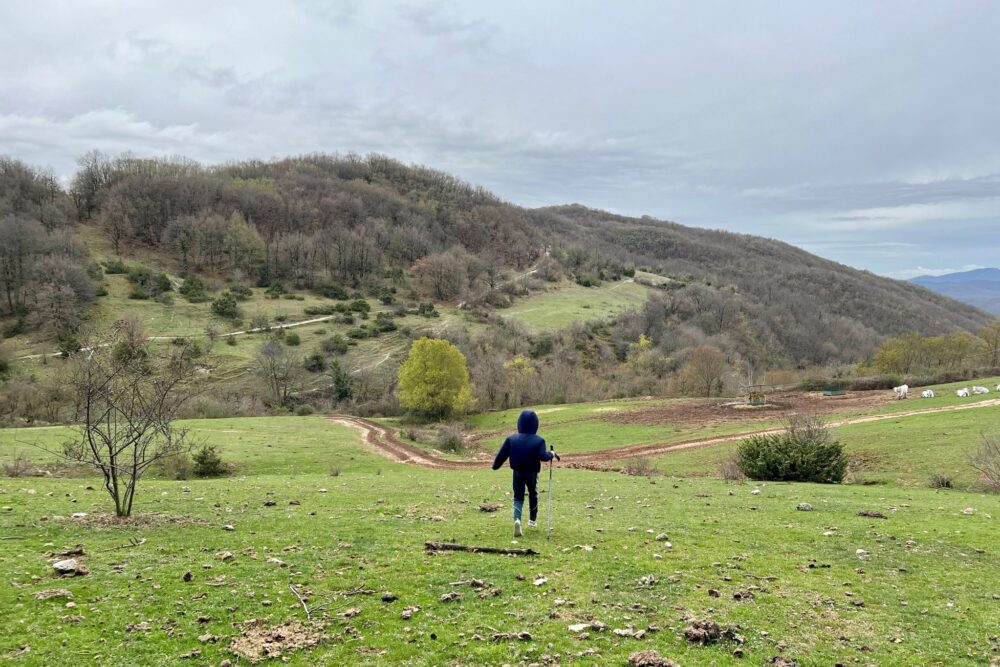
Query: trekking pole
547 446 555 540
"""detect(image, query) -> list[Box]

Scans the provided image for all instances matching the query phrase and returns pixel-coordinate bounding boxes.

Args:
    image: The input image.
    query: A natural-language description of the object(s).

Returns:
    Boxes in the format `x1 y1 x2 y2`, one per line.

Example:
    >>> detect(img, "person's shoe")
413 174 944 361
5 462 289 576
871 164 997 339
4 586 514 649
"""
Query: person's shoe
527 520 538 528
513 519 522 537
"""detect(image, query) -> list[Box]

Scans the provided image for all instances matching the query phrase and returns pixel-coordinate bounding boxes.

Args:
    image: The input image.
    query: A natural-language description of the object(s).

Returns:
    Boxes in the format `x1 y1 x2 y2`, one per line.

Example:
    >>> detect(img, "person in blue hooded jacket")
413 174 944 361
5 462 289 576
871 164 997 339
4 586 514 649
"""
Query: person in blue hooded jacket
492 410 559 537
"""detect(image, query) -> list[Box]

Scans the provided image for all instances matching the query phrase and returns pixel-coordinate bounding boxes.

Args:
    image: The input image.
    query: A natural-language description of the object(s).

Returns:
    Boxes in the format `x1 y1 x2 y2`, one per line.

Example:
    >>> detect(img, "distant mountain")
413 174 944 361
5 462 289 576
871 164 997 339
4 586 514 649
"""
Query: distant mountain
912 268 1000 315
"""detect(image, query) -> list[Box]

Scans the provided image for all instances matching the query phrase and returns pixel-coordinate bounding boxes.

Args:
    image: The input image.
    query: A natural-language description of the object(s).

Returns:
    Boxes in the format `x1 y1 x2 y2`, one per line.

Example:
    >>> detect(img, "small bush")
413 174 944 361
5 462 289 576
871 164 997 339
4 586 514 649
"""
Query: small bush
623 457 658 477
304 305 338 316
436 423 465 453
225 336 237 346
969 433 1000 492
192 445 228 478
304 353 326 373
102 258 129 274
285 332 301 346
737 415 847 483
374 312 397 332
928 473 953 489
322 335 349 355
295 404 315 416
349 298 371 313
329 465 341 477
156 452 192 480
230 284 252 301
314 282 348 300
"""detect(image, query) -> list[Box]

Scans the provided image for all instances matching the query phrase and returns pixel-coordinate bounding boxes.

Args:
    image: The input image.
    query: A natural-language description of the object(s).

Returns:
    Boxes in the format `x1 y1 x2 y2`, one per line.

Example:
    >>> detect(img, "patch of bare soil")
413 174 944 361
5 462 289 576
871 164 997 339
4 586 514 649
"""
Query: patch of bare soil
64 512 210 530
229 620 325 664
606 391 893 428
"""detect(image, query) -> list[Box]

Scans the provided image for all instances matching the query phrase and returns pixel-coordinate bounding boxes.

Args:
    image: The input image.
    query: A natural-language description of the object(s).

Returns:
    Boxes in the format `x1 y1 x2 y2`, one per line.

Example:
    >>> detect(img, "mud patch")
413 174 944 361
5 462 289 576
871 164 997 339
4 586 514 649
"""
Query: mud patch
229 620 325 664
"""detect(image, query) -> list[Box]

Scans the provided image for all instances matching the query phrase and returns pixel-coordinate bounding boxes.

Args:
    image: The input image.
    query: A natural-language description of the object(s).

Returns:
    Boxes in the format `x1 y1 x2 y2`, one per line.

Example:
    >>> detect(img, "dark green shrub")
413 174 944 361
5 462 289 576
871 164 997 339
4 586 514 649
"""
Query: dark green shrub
374 312 397 332
348 298 370 313
225 336 237 346
285 332 301 346
211 293 241 319
192 445 228 477
179 276 207 302
417 302 439 318
314 282 348 300
737 416 847 483
295 404 315 416
265 283 285 299
304 305 338 316
346 328 368 339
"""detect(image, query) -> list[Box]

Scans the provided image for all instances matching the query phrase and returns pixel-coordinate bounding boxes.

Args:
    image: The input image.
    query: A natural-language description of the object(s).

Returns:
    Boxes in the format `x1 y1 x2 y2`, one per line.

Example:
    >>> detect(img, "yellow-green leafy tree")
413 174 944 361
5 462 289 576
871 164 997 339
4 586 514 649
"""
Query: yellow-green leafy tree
398 337 473 418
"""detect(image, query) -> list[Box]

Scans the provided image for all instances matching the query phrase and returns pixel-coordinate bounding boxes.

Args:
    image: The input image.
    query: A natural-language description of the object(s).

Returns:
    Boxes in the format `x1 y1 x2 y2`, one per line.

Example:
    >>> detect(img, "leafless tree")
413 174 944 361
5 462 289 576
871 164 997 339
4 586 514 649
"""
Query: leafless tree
254 340 301 406
61 321 196 517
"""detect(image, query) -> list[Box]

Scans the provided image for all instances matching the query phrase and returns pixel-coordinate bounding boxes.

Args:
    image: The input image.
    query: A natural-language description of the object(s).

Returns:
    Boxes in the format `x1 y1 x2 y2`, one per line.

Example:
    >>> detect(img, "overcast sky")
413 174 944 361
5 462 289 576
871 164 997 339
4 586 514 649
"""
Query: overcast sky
3 1 999 278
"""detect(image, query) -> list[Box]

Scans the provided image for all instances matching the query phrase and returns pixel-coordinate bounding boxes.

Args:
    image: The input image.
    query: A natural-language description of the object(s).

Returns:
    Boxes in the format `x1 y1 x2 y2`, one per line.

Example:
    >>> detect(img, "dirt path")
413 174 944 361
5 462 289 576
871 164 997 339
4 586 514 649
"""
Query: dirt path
329 398 1000 471
325 416 485 469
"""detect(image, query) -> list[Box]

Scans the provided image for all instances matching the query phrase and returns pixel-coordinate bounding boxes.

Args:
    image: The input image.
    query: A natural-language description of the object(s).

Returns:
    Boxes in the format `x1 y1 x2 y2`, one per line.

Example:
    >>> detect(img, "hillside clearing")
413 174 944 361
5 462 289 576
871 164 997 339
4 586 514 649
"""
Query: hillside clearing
501 279 651 331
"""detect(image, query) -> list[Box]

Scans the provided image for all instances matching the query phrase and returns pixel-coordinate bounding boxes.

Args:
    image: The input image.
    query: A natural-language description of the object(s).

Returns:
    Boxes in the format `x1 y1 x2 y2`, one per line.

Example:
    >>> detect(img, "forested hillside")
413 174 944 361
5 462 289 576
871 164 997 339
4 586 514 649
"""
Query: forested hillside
0 151 994 421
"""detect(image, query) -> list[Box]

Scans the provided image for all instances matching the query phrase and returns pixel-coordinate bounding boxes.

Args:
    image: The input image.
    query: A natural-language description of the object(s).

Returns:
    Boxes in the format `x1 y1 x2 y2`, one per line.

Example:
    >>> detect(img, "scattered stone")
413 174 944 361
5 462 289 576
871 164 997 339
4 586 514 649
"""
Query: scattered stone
401 605 420 619
733 589 754 602
289 500 300 506
751 489 761 495
429 515 445 522
197 633 218 643
962 507 975 515
381 593 398 602
857 510 887 519
796 503 813 511
182 571 193 582
52 559 88 576
590 620 608 632
34 589 73 600
708 589 720 598
627 650 680 667
341 608 360 618
181 486 191 493
491 631 531 642
265 557 287 568
478 503 500 513
318 488 327 493
439 591 461 602
125 622 151 632
222 524 235 531
851 598 865 607
217 551 235 562
568 623 590 633
263 500 276 507
654 533 669 541
767 658 800 667
533 577 548 586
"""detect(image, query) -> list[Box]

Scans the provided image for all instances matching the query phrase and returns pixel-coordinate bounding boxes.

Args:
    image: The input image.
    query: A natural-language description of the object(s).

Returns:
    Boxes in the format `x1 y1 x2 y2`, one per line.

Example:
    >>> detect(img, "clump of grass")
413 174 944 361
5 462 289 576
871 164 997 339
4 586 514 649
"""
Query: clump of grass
717 456 745 482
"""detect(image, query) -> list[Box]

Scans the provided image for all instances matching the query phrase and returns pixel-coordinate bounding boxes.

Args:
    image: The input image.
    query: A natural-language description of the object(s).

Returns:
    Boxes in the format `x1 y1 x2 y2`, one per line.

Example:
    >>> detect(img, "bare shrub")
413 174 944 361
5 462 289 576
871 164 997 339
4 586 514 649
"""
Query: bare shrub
1 454 39 478
969 433 1000 492
436 423 465 453
624 457 658 477
718 455 745 482
155 452 192 480
928 473 953 489
329 465 341 477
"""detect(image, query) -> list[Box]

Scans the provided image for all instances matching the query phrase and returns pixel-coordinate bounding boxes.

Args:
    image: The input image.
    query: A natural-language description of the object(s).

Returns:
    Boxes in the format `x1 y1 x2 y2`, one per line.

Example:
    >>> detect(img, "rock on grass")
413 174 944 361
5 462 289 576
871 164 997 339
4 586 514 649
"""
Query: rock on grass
627 650 680 667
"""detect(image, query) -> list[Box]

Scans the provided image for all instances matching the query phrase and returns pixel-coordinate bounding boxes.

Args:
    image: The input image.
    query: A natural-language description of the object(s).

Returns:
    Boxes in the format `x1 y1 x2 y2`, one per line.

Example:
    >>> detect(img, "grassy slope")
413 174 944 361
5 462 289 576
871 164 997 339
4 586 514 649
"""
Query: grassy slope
501 279 650 331
2 417 998 666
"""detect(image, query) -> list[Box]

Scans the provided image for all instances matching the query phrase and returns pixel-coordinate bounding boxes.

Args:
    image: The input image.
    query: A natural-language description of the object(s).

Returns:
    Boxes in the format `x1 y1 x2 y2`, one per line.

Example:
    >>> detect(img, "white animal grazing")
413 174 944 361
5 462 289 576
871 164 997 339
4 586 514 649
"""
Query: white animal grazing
957 388 970 398
921 390 935 398
973 386 990 395
892 384 909 399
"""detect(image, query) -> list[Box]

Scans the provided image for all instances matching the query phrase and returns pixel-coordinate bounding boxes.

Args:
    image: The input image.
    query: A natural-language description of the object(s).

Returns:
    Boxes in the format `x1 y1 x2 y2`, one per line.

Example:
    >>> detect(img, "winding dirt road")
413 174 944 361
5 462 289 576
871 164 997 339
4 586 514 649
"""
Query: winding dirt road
329 397 1000 471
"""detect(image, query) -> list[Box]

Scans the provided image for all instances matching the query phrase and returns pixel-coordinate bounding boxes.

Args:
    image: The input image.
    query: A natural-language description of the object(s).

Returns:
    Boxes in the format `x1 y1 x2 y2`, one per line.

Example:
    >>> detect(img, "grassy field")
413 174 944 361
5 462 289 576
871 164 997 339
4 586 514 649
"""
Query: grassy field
1 416 998 666
502 279 651 331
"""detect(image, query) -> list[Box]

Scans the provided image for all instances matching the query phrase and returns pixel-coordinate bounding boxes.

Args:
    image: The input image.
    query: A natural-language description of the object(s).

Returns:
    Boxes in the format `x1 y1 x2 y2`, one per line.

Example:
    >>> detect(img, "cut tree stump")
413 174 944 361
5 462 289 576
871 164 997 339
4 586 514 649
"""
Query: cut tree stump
425 541 539 556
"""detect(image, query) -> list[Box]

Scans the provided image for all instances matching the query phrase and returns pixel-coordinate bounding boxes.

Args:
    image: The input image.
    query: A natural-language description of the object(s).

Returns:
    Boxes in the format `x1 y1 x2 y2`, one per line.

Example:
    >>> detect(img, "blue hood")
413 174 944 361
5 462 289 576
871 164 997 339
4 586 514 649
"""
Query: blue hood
517 410 539 435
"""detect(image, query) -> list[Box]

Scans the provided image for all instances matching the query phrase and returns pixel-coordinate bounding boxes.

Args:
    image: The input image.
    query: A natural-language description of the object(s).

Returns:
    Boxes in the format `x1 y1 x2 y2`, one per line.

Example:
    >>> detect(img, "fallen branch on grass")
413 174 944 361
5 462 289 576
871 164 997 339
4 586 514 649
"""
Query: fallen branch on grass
290 584 333 620
425 541 539 556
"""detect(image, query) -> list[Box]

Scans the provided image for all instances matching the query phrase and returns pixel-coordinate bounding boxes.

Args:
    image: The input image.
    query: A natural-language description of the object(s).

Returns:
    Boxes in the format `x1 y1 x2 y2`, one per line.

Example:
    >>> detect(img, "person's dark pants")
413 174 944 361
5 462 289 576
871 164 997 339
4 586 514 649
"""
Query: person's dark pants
512 470 539 522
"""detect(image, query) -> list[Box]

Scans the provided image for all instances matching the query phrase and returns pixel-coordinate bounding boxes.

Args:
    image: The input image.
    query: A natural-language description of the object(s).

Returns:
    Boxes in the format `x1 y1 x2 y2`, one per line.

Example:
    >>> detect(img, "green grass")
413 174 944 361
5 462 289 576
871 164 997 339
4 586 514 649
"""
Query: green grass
502 279 651 331
2 416 999 666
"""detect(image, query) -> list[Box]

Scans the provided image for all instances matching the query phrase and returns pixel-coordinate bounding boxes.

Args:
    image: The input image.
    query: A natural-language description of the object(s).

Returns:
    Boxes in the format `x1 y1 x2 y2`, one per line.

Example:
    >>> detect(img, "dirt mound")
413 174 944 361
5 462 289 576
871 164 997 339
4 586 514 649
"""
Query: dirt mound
63 512 210 530
229 620 325 664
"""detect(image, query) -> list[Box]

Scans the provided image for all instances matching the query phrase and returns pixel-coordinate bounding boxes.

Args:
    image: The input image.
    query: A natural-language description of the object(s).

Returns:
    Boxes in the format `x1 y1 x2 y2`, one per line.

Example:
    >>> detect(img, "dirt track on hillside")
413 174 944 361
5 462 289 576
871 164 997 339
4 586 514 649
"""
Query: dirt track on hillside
329 397 1000 471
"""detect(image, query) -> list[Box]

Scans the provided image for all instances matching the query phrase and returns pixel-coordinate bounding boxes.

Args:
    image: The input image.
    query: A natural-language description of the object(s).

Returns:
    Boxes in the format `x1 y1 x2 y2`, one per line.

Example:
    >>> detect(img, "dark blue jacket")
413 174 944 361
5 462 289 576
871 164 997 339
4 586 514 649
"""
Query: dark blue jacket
492 410 553 473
